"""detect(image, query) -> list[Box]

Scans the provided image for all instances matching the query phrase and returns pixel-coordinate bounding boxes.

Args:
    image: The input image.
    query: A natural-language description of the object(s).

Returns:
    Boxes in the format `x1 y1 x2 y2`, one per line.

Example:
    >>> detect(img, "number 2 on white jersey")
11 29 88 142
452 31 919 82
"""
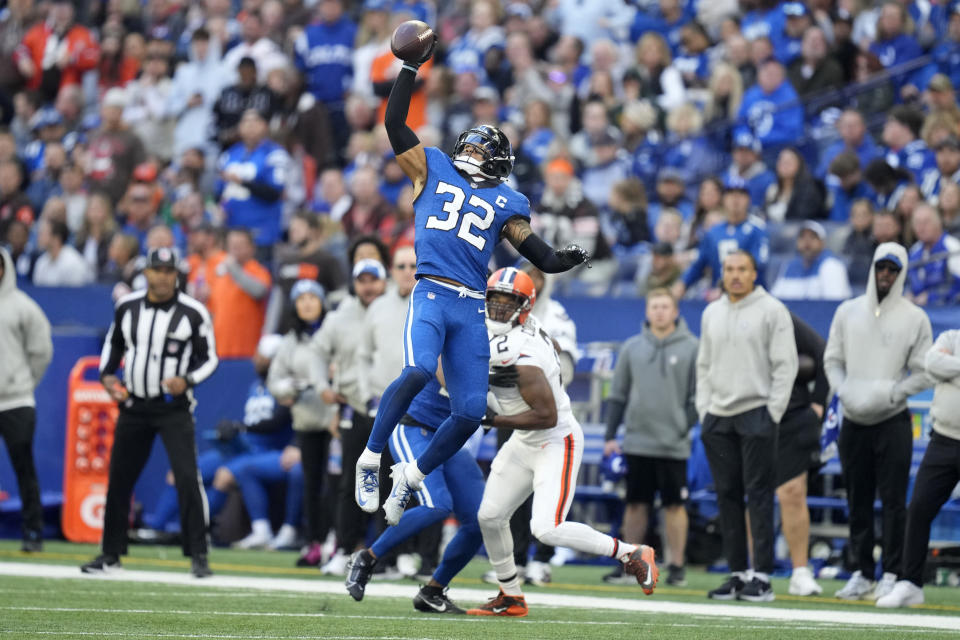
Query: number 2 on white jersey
426 182 496 250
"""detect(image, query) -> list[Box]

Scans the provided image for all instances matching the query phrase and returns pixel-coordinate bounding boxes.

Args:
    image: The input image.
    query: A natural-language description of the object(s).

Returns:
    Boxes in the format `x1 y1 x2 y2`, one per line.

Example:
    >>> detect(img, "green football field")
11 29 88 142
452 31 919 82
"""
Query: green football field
0 541 958 640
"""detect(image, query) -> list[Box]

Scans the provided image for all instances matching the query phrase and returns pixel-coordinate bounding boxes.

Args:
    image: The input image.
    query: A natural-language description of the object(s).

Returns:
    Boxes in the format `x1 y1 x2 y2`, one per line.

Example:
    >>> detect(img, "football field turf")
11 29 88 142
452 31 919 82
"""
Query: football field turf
0 542 958 639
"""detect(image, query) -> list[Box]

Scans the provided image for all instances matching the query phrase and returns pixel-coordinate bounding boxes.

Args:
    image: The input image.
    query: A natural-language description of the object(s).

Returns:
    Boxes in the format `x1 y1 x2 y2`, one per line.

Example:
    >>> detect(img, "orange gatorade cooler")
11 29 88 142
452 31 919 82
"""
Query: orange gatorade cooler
62 356 118 543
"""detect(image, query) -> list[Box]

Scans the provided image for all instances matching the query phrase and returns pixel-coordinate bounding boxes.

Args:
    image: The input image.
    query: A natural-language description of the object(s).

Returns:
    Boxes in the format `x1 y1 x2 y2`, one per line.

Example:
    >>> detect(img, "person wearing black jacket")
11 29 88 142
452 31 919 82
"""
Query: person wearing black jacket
778 313 829 596
212 57 281 150
81 247 219 578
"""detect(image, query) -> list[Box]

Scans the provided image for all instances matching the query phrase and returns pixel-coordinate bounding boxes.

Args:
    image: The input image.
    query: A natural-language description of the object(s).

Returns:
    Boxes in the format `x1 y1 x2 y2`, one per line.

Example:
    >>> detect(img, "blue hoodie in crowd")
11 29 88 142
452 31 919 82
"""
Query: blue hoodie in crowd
870 33 924 90
682 215 770 288
885 139 937 184
660 134 721 182
923 38 960 90
741 5 785 42
816 136 884 179
294 16 357 105
737 81 804 148
673 50 711 83
908 233 960 306
826 177 877 222
630 10 689 55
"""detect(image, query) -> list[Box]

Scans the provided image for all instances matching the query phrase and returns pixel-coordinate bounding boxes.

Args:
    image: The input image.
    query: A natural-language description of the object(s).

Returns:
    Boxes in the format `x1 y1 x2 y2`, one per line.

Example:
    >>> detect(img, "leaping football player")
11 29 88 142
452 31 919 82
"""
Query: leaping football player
355 27 588 524
467 268 658 617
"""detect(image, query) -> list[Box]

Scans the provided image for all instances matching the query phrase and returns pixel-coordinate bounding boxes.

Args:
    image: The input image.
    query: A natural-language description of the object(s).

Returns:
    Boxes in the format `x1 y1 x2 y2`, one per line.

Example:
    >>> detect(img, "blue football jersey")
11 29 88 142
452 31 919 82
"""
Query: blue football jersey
216 140 290 246
406 377 451 430
414 147 530 291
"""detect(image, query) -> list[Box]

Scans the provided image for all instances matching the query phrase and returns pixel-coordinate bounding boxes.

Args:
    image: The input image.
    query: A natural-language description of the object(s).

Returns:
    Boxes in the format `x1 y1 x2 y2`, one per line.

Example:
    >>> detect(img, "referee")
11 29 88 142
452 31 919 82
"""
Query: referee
81 247 219 578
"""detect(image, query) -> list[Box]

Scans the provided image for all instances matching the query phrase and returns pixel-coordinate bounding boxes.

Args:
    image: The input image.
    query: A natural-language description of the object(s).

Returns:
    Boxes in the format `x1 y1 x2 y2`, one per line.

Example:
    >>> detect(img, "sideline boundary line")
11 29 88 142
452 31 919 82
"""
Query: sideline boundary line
0 562 959 632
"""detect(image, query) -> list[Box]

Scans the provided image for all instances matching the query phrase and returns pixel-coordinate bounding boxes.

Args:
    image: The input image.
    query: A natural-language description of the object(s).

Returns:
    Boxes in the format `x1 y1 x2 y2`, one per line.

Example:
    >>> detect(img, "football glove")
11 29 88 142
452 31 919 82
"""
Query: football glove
555 243 590 269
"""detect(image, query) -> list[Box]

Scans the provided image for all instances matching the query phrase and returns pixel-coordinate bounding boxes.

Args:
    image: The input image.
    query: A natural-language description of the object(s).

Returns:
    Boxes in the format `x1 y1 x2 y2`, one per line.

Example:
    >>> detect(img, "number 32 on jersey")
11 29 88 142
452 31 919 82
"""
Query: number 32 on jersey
426 182 507 251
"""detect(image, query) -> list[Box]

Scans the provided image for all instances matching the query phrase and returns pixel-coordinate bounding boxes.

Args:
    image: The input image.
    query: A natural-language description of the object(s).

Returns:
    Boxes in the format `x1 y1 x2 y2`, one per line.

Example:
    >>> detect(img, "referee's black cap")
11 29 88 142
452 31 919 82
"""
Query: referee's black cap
146 247 178 270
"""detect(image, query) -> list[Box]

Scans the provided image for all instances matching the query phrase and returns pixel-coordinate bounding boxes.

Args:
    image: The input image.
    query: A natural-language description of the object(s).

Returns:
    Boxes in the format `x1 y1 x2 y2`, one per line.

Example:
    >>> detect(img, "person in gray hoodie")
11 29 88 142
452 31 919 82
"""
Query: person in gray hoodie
311 258 387 576
603 288 698 587
0 246 53 551
824 242 933 602
877 329 960 608
697 249 799 603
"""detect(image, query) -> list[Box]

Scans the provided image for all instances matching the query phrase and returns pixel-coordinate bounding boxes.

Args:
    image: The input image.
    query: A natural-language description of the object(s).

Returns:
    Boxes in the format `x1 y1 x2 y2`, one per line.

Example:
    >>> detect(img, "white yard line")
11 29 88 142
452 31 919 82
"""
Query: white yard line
0 633 426 640
0 562 958 633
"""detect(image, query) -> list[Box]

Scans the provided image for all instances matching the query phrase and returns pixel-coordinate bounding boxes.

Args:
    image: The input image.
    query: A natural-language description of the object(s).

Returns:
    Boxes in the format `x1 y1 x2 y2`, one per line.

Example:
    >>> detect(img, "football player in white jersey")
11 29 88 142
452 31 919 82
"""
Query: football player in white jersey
466 267 659 617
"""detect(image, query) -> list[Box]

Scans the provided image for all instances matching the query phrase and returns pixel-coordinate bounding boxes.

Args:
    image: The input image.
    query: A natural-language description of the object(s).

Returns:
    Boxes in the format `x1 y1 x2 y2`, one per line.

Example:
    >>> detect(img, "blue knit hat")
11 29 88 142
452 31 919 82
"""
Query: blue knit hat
290 279 326 303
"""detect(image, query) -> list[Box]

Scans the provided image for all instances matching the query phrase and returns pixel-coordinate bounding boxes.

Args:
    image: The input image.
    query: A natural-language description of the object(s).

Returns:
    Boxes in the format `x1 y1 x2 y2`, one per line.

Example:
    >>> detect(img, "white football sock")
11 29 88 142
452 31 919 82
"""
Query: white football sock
404 461 425 489
358 448 381 466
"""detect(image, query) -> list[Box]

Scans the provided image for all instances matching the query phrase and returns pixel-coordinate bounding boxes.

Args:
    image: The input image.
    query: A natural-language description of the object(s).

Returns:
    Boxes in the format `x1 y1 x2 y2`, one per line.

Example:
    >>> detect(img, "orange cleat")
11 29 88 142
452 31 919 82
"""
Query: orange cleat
624 545 659 595
466 589 529 617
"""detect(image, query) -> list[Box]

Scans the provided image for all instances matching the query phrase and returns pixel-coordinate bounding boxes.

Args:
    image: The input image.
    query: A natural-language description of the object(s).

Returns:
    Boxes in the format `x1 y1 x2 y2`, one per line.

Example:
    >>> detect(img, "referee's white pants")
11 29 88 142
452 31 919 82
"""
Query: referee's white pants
478 427 619 578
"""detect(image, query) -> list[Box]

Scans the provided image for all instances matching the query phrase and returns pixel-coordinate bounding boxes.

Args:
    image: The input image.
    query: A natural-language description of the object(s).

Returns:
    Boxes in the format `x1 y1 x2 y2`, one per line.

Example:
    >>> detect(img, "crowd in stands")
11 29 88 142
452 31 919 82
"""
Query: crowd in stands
5 0 960 590
3 0 960 326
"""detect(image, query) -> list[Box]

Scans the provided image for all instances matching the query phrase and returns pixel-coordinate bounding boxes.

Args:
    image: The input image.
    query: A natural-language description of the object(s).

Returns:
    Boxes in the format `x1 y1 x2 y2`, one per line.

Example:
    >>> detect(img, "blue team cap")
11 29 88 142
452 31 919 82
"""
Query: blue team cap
733 131 762 152
783 2 809 17
352 258 387 281
31 107 64 131
723 175 750 192
290 279 326 303
363 0 391 11
874 254 903 271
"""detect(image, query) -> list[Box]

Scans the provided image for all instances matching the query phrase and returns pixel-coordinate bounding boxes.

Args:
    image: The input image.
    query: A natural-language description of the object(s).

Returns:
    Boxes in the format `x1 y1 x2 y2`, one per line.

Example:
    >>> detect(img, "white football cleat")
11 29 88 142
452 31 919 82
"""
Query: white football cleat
876 580 924 608
267 524 298 550
525 560 552 586
835 570 874 600
788 565 823 596
383 462 417 526
355 460 381 513
232 520 272 550
320 549 350 576
871 572 898 600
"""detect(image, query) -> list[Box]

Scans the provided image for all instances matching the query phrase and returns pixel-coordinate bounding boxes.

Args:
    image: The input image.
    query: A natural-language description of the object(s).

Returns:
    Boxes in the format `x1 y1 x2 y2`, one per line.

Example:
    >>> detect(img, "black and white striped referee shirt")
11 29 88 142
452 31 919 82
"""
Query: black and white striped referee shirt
99 290 218 402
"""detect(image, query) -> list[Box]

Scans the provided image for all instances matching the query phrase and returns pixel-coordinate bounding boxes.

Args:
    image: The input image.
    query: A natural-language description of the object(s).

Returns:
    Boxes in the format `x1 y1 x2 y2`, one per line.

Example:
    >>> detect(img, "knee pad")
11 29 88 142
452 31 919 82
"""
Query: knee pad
447 413 481 435
477 501 504 530
458 393 488 423
398 365 432 390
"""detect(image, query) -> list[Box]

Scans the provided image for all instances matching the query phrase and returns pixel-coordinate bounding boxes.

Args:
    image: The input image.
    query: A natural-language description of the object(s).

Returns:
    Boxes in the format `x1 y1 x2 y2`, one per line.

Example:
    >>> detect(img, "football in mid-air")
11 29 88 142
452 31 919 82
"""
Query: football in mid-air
391 20 435 63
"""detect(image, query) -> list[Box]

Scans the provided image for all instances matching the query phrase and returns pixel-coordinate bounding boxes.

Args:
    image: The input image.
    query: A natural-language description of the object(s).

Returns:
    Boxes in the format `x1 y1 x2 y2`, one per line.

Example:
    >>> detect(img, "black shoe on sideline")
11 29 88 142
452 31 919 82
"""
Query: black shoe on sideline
345 550 376 601
81 554 122 574
666 564 687 587
737 577 775 602
602 563 635 585
21 531 42 553
707 575 745 600
413 585 465 614
191 554 213 578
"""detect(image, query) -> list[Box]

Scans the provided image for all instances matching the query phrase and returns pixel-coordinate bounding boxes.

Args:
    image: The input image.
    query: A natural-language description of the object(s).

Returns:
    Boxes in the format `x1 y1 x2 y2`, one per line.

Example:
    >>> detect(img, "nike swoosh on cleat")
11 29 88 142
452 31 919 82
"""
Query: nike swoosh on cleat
421 599 447 612
491 606 508 614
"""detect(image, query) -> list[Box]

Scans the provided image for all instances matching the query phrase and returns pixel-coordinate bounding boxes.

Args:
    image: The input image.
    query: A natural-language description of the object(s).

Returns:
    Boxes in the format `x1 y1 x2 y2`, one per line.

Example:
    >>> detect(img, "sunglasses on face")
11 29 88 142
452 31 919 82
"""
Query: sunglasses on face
876 263 901 274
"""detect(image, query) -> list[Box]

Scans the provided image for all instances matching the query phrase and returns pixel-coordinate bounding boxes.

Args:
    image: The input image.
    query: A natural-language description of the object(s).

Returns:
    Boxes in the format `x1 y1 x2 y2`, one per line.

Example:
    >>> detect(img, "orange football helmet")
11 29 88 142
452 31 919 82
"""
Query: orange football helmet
486 267 537 334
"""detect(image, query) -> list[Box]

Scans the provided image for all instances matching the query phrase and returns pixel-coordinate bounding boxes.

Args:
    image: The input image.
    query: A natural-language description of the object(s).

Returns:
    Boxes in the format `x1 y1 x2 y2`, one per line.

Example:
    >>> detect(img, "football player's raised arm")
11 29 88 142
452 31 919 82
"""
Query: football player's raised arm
502 217 589 273
491 365 558 431
385 64 428 198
